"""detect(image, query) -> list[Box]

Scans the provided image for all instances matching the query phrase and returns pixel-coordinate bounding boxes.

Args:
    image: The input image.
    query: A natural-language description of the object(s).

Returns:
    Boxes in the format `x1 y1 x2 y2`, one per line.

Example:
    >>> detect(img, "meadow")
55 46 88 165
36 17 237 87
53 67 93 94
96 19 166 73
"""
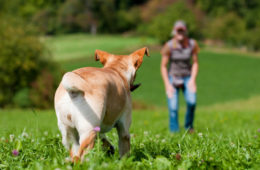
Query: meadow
0 34 259 169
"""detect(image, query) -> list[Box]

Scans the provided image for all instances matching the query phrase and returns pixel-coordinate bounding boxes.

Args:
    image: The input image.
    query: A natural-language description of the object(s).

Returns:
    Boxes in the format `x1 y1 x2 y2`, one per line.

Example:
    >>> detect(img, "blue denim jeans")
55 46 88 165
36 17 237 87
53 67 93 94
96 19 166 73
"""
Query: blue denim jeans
167 76 196 132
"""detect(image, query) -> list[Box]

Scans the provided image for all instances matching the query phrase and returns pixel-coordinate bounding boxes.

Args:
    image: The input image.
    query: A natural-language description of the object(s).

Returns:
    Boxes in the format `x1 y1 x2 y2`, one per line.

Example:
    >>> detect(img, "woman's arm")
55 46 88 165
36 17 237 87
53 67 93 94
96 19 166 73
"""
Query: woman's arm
161 45 174 98
190 54 199 82
188 41 199 92
161 56 171 86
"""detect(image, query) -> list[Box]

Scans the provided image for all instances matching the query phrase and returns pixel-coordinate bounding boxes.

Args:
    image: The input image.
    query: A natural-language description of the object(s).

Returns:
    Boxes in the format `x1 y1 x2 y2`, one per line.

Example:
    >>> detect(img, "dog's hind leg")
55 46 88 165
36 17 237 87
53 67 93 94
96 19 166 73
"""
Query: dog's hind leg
68 128 80 160
76 129 96 162
75 116 100 161
116 110 132 158
71 95 104 161
58 120 71 150
100 134 115 155
58 121 80 161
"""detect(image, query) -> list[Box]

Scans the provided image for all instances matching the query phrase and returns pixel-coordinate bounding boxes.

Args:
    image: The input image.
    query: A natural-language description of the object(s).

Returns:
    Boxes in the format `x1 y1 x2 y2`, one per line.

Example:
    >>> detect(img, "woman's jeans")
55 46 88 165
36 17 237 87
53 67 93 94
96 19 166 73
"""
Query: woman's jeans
167 76 196 132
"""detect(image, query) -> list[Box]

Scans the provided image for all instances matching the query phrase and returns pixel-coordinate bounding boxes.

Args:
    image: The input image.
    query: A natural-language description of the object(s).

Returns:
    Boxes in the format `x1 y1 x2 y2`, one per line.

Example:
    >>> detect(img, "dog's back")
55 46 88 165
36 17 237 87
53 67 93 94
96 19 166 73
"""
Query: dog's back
55 67 129 132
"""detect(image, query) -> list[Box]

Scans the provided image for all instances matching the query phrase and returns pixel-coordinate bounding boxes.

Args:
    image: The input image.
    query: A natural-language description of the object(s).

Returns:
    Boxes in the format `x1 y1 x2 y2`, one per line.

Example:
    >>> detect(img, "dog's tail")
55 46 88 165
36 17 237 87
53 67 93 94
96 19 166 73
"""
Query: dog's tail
61 72 86 94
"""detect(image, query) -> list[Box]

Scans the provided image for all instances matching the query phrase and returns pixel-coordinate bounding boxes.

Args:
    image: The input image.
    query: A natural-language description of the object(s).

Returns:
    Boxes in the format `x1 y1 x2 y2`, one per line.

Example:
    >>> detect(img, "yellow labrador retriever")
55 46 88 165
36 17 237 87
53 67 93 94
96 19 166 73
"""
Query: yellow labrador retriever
54 47 149 162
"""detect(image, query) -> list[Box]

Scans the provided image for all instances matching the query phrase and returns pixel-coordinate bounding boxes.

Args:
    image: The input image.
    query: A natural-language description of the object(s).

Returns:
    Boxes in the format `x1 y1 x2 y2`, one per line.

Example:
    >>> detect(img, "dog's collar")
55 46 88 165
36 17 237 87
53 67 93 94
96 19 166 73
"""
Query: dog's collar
130 83 141 92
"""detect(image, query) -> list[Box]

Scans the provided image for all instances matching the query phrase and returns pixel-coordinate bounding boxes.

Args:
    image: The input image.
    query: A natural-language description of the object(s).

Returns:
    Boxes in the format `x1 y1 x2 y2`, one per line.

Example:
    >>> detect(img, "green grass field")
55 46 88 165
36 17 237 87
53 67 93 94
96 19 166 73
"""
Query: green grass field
44 34 157 61
0 106 259 169
0 35 260 169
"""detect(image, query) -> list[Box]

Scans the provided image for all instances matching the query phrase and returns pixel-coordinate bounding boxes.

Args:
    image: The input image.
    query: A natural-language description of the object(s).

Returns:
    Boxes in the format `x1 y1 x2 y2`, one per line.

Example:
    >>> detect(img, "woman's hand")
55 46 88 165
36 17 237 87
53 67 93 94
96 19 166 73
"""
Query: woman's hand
166 83 175 98
188 79 196 93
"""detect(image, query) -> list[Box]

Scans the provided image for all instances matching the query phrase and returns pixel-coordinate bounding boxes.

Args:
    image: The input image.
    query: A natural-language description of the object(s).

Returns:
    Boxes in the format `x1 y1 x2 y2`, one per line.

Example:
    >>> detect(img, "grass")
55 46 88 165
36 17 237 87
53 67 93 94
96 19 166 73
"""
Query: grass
1 34 260 169
0 105 259 169
44 34 157 61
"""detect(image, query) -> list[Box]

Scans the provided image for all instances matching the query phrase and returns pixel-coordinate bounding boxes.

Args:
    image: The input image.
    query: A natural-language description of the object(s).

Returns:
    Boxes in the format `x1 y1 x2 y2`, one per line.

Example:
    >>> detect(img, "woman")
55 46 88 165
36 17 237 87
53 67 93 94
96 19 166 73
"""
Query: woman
160 20 199 133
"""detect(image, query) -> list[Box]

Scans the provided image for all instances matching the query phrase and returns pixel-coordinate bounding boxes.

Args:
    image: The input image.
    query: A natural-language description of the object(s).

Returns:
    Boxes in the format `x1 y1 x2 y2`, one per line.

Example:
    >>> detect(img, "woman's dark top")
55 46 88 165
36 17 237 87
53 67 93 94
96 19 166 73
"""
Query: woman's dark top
161 38 199 77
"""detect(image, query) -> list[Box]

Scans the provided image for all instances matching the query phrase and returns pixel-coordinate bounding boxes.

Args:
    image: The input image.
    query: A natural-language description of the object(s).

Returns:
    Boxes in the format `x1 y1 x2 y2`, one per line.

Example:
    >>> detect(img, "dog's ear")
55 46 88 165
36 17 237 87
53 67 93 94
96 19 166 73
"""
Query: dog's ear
131 47 149 58
95 50 111 65
131 47 149 68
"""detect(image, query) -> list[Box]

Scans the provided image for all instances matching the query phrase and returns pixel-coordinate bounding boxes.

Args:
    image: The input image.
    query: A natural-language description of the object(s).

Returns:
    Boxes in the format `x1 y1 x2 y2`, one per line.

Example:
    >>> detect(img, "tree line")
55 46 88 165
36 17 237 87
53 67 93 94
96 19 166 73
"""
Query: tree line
0 0 260 109
0 0 259 50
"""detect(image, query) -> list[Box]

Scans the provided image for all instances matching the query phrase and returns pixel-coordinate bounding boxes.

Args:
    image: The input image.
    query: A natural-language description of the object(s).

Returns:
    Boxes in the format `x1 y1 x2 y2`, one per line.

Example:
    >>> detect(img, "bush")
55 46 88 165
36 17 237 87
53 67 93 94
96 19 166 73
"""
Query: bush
116 7 141 32
142 1 200 44
246 24 260 51
57 0 89 33
29 69 61 109
204 13 247 46
0 19 60 108
32 8 58 35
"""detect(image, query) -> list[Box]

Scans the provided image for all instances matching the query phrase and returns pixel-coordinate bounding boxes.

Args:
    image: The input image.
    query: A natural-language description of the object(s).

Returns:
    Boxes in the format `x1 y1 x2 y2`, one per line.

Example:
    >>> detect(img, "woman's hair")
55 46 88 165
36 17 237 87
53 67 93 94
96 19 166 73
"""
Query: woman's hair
171 20 188 36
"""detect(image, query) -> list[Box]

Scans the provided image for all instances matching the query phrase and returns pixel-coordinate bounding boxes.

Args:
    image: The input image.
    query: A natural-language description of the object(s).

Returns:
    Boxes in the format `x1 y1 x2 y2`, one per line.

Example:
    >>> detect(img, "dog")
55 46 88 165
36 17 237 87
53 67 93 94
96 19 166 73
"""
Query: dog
54 47 149 162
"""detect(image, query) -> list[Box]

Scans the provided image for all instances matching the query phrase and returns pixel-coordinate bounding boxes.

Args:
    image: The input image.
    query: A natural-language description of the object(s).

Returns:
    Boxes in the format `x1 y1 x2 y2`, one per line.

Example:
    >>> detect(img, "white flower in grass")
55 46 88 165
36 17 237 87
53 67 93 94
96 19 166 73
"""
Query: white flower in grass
1 137 5 141
230 142 235 148
31 139 35 143
22 132 29 138
56 134 60 137
65 157 71 163
66 165 72 170
44 131 48 136
41 137 45 141
102 163 108 167
144 131 148 135
9 134 14 142
198 133 203 137
140 143 144 147
55 168 61 170
161 139 166 143
155 134 160 138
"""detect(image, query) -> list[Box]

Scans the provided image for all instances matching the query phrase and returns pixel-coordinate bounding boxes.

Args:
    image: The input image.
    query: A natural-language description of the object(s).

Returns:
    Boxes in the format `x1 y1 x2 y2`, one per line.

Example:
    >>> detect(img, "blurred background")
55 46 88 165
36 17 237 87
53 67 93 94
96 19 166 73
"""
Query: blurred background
1 1 260 168
0 0 260 109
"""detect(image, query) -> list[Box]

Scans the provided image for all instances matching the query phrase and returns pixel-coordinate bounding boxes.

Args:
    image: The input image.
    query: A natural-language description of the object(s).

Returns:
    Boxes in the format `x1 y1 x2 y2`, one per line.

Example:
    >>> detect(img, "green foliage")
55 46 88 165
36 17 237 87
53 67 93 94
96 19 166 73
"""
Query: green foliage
57 0 89 33
246 23 260 51
196 0 260 20
116 7 141 32
2 0 260 51
0 20 60 108
0 20 44 106
88 0 141 33
0 0 146 34
205 13 246 45
29 69 61 109
144 1 199 44
195 0 260 50
13 88 31 108
32 8 58 35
